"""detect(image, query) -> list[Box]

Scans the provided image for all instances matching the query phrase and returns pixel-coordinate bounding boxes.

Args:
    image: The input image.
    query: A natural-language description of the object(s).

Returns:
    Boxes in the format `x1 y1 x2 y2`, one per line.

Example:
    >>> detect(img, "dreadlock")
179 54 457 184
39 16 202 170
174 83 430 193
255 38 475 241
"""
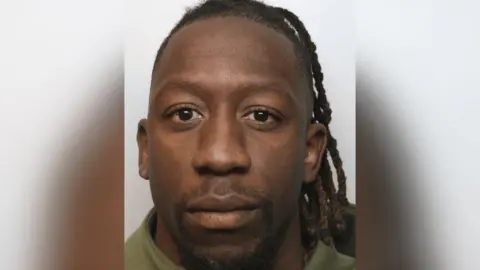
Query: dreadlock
152 0 350 262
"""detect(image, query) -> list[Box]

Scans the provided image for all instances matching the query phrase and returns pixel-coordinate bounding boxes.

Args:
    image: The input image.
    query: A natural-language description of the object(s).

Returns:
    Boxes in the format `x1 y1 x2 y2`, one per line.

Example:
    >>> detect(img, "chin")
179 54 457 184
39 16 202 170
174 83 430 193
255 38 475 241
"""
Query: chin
179 239 275 270
177 228 282 270
191 240 260 261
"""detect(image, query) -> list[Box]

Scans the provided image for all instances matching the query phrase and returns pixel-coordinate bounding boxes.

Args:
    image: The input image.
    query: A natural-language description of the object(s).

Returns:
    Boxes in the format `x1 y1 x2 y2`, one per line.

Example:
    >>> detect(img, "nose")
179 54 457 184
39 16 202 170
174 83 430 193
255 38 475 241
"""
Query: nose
192 114 251 175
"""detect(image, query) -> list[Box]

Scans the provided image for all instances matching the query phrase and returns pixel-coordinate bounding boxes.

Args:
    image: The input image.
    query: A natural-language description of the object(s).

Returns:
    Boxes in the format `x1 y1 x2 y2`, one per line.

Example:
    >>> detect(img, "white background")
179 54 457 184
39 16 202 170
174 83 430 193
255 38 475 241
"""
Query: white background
125 0 356 239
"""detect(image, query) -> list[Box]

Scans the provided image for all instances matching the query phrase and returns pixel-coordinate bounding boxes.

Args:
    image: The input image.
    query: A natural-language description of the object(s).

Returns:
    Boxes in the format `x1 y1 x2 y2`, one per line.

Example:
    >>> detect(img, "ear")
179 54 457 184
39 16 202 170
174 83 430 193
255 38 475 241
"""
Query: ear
137 118 149 180
304 123 327 184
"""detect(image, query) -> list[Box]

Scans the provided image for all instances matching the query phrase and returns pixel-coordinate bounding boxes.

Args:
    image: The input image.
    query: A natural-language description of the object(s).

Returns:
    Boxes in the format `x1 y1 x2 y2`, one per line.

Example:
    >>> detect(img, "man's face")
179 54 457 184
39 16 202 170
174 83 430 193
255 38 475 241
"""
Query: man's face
137 16 325 269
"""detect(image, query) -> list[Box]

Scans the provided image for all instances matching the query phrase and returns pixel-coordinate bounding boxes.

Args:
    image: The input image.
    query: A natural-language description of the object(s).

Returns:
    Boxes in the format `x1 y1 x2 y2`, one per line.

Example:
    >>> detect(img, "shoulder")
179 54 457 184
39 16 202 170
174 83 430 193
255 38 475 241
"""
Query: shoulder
333 204 356 258
306 237 355 270
125 225 156 270
125 228 145 269
305 204 356 270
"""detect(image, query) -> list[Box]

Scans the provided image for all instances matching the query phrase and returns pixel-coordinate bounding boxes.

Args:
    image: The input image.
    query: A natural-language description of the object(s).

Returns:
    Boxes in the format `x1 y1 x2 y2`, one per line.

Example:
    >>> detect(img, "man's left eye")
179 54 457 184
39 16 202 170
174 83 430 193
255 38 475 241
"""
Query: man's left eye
245 110 272 123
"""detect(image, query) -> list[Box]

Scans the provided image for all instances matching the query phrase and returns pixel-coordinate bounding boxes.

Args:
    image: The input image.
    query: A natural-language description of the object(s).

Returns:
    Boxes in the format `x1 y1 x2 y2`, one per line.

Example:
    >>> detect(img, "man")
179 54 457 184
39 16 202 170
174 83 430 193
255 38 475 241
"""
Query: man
125 0 355 269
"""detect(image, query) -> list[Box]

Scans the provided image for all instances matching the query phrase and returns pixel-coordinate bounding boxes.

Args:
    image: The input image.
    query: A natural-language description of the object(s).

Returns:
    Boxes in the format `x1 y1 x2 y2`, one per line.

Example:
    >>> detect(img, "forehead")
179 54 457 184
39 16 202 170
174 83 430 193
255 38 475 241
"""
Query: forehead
152 16 306 99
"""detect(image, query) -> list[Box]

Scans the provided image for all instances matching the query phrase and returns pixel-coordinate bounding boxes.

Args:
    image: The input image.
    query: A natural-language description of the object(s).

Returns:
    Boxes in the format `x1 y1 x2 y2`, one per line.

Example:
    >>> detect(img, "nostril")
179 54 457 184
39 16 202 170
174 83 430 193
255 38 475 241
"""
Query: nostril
194 164 249 176
192 147 251 175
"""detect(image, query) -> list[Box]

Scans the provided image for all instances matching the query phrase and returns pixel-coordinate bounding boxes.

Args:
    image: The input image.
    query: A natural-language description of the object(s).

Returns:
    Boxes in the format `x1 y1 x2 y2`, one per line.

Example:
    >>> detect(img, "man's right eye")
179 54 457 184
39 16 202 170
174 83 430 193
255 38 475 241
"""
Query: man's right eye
166 106 204 124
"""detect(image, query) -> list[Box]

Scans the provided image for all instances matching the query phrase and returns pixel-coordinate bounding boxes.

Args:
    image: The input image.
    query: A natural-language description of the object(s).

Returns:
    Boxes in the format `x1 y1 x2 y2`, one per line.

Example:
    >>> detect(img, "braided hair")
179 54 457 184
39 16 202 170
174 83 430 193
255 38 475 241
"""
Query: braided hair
151 0 350 261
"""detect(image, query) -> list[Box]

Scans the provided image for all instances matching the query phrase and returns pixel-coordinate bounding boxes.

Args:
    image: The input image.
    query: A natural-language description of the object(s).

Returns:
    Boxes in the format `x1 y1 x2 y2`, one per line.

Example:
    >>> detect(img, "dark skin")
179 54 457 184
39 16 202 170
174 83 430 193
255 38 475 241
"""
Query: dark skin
137 17 327 270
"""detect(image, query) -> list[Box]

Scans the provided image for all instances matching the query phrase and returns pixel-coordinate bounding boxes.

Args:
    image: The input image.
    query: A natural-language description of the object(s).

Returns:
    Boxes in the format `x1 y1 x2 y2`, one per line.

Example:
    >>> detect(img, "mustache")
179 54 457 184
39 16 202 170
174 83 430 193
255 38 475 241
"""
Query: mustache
179 181 268 206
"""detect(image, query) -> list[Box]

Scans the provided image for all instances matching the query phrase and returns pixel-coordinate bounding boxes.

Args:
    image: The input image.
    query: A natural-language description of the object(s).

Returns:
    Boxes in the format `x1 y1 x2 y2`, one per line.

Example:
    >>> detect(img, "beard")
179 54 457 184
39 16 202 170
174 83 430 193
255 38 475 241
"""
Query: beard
170 184 293 270
176 216 291 270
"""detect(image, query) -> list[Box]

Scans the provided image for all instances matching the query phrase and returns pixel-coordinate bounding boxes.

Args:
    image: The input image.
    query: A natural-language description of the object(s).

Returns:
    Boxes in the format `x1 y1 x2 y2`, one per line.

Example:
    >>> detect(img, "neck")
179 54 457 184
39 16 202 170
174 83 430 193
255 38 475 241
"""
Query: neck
154 215 182 265
154 211 307 270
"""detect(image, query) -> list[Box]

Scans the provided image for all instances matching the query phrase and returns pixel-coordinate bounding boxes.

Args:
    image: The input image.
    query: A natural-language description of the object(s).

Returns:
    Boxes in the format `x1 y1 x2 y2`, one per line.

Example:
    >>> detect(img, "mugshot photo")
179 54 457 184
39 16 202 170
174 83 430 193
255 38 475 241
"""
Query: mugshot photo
125 0 355 269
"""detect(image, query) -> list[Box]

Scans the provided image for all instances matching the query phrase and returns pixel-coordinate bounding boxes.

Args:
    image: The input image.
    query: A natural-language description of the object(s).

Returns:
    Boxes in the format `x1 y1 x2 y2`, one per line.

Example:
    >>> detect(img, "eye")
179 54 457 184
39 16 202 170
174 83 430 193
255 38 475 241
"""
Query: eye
246 110 272 123
176 109 197 121
243 107 282 130
166 105 203 124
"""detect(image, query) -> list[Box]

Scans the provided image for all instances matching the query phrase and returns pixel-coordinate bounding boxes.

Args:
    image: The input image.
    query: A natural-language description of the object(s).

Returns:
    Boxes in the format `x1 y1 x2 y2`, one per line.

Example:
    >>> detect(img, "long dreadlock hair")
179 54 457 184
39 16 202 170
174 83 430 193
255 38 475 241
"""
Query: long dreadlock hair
151 0 350 261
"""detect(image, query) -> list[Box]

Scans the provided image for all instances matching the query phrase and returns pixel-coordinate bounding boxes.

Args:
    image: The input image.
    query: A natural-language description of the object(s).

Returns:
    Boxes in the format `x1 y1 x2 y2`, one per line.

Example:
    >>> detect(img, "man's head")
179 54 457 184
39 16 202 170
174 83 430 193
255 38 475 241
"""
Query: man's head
136 1 349 269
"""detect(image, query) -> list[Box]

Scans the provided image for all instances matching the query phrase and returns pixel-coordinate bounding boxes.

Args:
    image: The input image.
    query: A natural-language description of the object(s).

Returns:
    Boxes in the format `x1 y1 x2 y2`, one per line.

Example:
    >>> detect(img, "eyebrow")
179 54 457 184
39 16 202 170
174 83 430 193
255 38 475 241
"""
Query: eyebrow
154 80 206 96
152 77 299 103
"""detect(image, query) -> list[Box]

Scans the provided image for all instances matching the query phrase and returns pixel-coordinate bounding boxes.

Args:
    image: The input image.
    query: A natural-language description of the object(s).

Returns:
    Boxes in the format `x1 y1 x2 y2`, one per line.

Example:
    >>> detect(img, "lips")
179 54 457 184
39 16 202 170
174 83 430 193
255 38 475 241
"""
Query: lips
186 194 260 213
185 194 260 230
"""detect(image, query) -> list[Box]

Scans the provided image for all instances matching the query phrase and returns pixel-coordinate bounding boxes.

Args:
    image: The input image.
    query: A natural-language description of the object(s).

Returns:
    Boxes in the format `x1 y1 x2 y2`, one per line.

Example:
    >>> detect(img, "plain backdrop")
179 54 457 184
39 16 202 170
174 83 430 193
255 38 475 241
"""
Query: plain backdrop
125 0 356 239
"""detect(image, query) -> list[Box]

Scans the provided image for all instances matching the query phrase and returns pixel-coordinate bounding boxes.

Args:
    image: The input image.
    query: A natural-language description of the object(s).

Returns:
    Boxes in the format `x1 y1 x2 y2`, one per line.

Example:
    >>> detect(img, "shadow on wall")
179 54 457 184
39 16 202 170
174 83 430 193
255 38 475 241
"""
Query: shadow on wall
356 68 437 270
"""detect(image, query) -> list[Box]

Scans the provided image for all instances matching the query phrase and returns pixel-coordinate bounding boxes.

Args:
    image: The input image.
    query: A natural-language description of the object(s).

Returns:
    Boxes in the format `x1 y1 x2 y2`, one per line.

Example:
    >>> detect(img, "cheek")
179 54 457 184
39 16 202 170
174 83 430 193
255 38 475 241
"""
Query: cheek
248 130 305 215
148 131 197 211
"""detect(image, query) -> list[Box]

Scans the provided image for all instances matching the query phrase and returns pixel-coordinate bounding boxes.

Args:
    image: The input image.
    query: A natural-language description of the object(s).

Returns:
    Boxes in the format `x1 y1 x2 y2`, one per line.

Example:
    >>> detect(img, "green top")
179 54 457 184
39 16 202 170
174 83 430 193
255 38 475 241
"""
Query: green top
125 209 356 270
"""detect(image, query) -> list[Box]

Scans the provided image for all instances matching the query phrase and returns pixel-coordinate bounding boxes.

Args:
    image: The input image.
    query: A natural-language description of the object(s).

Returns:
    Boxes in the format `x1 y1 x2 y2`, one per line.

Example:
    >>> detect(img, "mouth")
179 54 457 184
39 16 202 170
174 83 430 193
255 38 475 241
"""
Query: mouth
185 195 261 230
185 209 260 230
